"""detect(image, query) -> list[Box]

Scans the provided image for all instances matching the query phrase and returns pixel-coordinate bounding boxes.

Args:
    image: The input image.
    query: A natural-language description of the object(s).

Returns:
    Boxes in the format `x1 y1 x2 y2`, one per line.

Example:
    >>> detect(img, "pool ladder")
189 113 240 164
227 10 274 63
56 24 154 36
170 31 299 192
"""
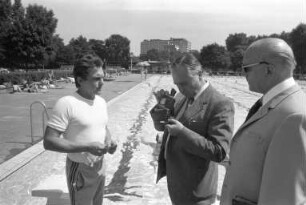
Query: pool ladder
30 101 50 145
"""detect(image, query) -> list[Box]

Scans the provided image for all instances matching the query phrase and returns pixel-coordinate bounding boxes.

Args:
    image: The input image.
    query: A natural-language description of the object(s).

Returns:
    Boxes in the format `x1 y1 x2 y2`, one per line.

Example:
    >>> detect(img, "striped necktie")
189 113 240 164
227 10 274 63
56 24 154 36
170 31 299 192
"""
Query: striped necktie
164 97 192 159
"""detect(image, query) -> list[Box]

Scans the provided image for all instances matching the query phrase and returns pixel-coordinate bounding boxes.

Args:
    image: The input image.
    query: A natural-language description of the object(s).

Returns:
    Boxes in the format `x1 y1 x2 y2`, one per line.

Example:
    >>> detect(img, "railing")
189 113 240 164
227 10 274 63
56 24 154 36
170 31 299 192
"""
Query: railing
30 101 50 145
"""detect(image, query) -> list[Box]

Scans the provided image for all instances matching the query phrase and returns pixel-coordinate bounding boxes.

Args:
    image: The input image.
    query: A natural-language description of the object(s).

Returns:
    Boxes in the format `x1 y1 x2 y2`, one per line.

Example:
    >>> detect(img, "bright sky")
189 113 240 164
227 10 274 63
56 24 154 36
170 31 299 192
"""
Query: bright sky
22 0 305 55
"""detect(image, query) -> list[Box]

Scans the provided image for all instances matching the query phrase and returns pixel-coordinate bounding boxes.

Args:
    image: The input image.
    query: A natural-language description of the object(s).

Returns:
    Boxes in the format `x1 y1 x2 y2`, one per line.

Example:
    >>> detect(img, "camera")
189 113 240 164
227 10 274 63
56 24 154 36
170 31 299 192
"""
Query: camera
150 88 176 131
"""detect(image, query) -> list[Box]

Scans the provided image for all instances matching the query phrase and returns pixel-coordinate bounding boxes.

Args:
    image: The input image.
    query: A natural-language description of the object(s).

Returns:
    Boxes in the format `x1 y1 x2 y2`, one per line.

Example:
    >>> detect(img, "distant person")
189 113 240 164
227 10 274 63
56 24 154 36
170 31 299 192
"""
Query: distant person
48 70 54 81
221 38 306 205
12 84 21 93
29 83 39 93
144 68 148 79
140 67 144 80
43 53 117 205
153 53 234 205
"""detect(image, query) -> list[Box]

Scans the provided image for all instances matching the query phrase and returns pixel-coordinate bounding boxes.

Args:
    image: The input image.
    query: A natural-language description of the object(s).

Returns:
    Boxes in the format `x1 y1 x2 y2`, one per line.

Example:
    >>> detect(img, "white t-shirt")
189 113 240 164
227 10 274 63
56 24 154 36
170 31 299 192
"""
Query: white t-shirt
48 92 108 165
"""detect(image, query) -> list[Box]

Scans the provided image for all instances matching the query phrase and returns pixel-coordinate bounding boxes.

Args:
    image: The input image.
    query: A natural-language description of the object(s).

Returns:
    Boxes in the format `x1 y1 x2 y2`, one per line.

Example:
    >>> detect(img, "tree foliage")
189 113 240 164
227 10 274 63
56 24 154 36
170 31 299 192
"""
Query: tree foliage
68 35 92 60
146 49 159 61
200 43 230 71
225 33 249 71
105 34 130 68
89 39 107 63
225 33 249 52
0 1 58 69
290 23 306 74
225 31 294 72
0 0 12 61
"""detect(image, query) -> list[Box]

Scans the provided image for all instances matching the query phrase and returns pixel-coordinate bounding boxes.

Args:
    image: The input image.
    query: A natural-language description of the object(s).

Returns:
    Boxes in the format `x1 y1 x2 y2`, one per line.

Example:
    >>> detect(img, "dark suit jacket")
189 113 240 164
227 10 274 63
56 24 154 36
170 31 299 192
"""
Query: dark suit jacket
157 84 235 205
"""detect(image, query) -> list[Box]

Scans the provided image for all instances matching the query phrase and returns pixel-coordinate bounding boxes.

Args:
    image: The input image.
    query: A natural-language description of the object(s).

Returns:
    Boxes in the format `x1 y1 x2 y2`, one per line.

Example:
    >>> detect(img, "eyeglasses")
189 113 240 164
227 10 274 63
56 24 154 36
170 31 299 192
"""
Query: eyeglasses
241 61 270 73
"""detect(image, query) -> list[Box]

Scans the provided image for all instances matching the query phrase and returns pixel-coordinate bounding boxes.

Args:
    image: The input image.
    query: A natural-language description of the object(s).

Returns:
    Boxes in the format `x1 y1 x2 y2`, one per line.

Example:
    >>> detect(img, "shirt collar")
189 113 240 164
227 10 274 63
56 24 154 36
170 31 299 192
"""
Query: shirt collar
193 81 209 101
262 77 296 105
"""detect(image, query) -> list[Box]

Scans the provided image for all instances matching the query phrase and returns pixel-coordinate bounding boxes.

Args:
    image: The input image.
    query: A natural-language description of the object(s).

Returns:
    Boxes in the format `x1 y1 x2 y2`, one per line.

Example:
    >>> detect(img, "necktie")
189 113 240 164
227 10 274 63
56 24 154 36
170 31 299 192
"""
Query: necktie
187 97 194 105
164 97 192 159
245 98 263 122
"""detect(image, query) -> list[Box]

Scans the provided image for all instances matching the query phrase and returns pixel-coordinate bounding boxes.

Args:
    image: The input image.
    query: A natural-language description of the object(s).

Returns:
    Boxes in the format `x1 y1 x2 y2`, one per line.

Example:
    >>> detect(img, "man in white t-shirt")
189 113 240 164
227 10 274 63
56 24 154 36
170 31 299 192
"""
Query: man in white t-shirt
44 54 117 205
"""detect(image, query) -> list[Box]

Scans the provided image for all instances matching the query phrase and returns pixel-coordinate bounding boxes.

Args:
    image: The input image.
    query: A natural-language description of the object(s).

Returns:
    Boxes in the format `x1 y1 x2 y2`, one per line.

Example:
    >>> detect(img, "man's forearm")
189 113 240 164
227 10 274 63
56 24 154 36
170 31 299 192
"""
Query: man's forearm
44 137 88 153
178 127 226 162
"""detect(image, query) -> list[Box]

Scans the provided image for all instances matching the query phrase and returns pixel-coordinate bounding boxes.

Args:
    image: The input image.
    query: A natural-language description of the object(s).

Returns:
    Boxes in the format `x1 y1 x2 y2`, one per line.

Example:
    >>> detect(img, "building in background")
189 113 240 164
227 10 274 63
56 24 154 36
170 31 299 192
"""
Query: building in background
169 38 191 53
140 38 191 55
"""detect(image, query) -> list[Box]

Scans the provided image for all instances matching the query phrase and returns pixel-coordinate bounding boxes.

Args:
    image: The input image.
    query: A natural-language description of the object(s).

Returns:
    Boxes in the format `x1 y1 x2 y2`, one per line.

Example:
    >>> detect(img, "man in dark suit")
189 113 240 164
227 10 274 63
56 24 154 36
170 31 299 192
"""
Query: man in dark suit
155 53 235 205
221 38 306 205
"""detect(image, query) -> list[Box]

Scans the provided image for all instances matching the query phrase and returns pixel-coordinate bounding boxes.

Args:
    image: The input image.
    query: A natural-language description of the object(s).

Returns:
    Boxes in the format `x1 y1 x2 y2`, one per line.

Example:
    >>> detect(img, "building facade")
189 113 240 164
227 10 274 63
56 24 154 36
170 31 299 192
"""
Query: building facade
169 38 191 53
140 38 191 55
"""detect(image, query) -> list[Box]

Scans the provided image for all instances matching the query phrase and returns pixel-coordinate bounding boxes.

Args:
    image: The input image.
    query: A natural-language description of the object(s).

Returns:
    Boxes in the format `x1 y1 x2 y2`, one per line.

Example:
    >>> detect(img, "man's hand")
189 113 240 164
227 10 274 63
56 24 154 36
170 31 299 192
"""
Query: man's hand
165 118 184 136
107 139 118 154
153 89 170 103
86 142 108 156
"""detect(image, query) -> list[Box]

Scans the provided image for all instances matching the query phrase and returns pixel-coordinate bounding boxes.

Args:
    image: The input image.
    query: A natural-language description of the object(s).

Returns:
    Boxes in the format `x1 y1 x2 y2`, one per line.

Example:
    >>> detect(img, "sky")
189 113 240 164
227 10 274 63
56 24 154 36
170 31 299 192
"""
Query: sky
22 0 305 55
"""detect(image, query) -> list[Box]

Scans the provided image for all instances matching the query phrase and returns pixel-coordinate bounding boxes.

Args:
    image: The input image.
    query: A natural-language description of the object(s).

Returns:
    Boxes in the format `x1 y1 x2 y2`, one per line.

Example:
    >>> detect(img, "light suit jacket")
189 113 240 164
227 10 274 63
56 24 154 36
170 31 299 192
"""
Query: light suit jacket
221 85 306 205
157 84 235 205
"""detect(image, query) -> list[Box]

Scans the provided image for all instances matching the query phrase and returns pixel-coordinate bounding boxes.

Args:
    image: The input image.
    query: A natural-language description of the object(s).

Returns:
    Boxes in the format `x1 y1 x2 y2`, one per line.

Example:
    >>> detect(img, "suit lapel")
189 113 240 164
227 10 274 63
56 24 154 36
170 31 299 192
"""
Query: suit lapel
236 84 301 133
173 94 187 118
181 85 212 123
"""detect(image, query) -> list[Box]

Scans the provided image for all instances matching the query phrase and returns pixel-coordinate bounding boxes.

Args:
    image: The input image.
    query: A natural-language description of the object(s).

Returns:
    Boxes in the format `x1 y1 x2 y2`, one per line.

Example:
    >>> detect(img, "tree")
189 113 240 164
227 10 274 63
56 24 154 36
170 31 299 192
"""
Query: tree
1 3 58 69
269 31 291 44
25 4 57 67
247 35 257 46
225 33 248 52
11 0 24 22
230 48 244 72
200 43 230 71
158 50 170 61
69 35 91 60
146 49 159 61
0 0 12 22
105 34 130 68
139 53 148 61
290 23 306 74
56 45 75 65
225 33 250 71
46 34 64 67
89 39 107 67
0 0 12 63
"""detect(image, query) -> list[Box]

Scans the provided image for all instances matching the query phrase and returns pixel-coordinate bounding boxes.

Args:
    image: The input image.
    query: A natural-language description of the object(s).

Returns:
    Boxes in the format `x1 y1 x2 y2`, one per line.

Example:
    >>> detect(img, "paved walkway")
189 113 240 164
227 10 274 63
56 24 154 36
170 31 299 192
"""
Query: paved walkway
0 75 264 205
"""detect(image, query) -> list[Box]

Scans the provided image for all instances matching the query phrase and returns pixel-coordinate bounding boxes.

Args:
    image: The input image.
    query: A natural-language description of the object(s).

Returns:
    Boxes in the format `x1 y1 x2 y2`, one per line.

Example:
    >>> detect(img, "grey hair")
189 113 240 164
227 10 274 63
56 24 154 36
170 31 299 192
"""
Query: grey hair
172 53 203 76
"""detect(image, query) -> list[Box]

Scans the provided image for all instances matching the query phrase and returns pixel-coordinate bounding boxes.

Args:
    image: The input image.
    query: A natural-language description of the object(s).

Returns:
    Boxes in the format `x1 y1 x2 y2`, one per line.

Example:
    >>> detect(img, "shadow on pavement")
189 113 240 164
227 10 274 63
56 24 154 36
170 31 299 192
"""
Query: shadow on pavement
32 189 70 205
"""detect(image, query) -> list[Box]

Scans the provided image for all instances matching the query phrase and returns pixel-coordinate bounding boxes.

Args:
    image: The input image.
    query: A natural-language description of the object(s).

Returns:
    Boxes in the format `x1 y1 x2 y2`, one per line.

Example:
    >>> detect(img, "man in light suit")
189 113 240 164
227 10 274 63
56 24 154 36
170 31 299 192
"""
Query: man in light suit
221 38 306 205
155 53 235 205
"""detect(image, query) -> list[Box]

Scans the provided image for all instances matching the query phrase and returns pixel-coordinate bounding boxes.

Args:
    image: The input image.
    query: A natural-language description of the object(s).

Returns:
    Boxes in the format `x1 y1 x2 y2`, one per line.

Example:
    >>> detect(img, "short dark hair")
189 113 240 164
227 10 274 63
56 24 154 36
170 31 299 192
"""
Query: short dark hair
172 53 203 76
73 53 103 88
